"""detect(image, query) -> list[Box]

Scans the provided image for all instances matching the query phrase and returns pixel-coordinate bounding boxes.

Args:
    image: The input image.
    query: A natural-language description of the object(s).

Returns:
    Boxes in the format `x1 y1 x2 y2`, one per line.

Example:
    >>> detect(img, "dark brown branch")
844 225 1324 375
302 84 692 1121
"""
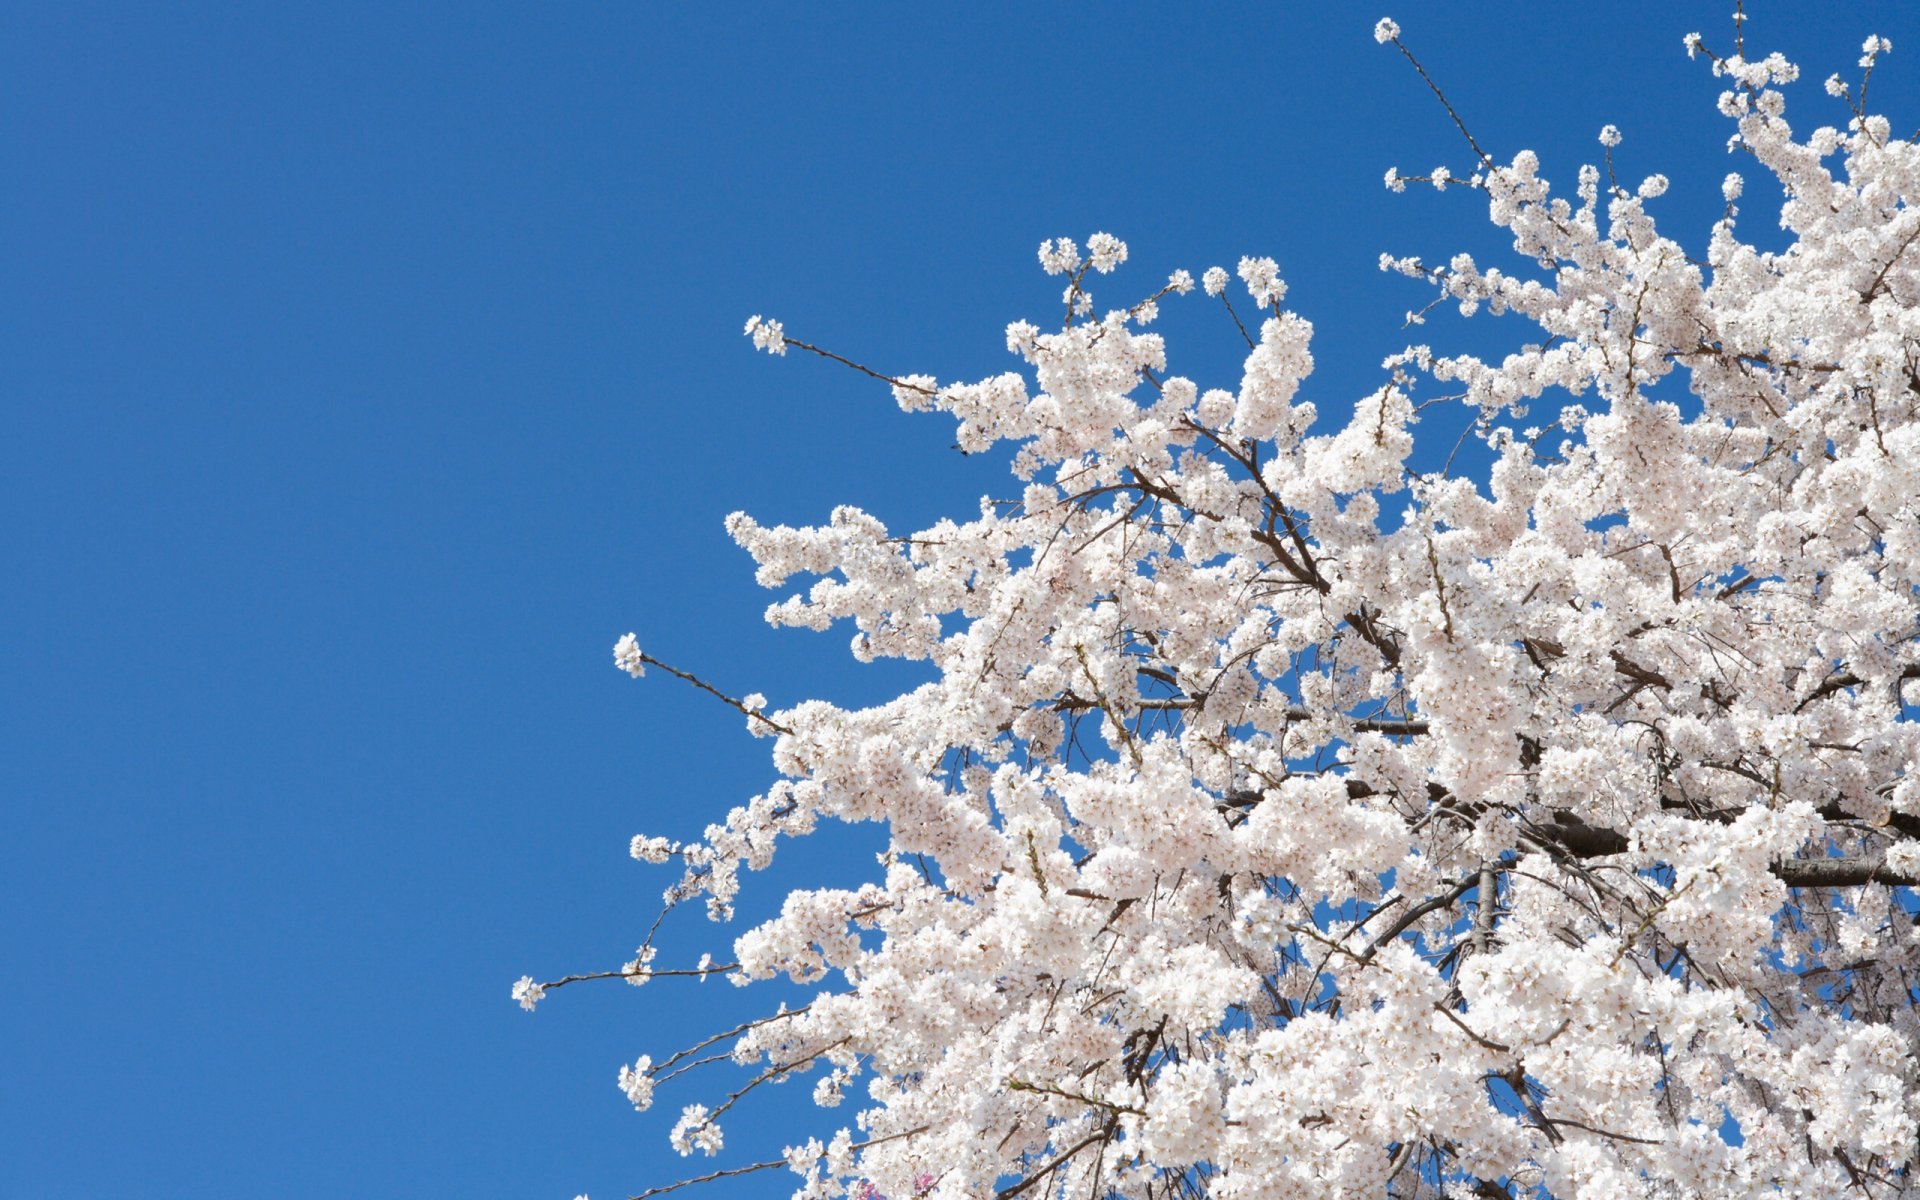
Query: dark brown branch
1345 605 1404 668
1772 855 1920 889
1862 216 1920 301
1539 1115 1664 1146
1360 873 1480 960
996 1123 1116 1200
1798 663 1920 710
637 653 793 735
1385 34 1493 167
540 962 740 991
1527 815 1920 887
782 336 935 395
1330 781 1920 890
1668 344 1841 374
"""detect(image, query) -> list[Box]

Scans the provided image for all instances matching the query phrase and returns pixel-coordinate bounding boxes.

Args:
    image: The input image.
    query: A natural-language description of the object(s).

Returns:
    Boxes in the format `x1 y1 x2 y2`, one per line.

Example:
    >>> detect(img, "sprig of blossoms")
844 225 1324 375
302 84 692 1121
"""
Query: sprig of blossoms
511 975 545 1012
1037 237 1080 275
743 315 786 355
1236 256 1286 306
622 943 657 987
631 834 677 863
1086 232 1128 273
670 1104 723 1157
613 632 645 678
618 1055 655 1111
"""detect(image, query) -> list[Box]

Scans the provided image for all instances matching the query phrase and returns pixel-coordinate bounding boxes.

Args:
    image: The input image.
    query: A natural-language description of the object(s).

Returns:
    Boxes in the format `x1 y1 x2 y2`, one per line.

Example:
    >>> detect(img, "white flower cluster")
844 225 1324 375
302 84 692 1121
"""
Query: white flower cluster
510 975 544 1012
670 1104 723 1157
622 943 656 987
1235 256 1285 306
1085 231 1128 273
613 632 645 678
1037 237 1080 275
564 23 1920 1200
618 1055 655 1111
744 315 786 355
630 834 676 863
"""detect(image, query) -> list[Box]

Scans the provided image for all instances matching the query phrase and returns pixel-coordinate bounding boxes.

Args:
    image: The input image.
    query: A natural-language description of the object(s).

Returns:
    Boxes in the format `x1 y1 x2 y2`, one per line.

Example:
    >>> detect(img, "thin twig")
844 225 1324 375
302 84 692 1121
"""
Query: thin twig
629 1125 929 1200
1387 35 1493 166
638 653 792 735
540 962 740 992
782 337 936 396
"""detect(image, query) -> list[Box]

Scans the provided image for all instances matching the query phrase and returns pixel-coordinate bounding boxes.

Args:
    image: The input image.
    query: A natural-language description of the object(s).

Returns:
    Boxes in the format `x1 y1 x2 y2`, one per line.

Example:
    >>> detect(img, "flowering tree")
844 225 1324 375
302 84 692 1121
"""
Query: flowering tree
522 16 1920 1200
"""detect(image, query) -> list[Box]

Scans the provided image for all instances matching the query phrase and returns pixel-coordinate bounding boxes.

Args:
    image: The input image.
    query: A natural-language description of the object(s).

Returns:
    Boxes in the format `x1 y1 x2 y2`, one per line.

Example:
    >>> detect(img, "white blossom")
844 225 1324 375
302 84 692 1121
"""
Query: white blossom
613 632 645 678
1373 17 1399 43
630 834 676 863
783 1138 823 1178
510 975 544 1012
669 1104 723 1156
743 315 785 355
622 944 656 987
1037 237 1080 275
1086 231 1128 273
618 1055 655 1111
1236 256 1285 305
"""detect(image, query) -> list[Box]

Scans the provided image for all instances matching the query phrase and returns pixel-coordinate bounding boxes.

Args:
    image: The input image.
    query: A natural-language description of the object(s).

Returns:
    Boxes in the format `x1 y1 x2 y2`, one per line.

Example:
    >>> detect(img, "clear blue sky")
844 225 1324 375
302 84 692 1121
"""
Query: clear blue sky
8 4 1919 1197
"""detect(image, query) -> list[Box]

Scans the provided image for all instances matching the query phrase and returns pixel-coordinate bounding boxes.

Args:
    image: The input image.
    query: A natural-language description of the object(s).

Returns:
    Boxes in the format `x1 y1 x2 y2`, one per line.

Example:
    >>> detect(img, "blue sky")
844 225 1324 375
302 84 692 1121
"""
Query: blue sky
8 3 1920 1198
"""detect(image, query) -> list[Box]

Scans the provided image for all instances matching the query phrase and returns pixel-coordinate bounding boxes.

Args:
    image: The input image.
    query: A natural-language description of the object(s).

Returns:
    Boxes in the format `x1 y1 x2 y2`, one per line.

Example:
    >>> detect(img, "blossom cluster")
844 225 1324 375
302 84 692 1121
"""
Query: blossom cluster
543 19 1920 1200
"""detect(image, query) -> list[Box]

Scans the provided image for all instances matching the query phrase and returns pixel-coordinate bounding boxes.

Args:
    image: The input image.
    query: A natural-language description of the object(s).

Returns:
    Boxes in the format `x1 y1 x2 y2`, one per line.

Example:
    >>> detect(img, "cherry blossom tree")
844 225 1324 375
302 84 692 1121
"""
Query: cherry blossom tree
522 15 1920 1200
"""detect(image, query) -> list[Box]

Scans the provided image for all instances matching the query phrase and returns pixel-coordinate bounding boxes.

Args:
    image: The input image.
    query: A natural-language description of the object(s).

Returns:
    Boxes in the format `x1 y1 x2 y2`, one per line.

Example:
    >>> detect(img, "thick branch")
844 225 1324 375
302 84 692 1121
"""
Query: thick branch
1317 781 1920 890
1526 812 1920 887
